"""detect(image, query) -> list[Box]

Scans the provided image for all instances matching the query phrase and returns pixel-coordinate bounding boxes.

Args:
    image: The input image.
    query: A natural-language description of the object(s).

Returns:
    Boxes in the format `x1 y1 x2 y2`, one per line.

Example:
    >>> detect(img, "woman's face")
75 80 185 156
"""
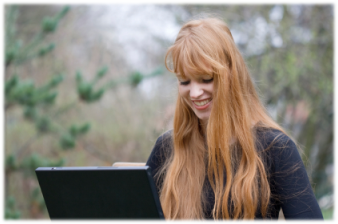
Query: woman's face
177 71 214 123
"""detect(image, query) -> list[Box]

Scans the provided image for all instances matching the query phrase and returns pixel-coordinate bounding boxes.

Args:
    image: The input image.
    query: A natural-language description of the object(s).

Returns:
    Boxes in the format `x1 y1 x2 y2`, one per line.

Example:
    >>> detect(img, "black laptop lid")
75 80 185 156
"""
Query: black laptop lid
35 166 164 220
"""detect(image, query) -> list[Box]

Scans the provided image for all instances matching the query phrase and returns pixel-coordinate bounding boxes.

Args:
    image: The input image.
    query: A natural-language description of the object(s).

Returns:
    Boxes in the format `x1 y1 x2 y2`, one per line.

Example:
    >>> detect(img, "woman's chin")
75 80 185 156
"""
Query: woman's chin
197 115 210 124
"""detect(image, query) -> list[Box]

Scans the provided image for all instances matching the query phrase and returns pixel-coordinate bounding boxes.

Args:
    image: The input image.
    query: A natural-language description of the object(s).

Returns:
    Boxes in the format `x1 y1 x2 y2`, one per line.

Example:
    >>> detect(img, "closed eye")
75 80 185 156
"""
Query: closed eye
180 80 190 85
202 78 213 83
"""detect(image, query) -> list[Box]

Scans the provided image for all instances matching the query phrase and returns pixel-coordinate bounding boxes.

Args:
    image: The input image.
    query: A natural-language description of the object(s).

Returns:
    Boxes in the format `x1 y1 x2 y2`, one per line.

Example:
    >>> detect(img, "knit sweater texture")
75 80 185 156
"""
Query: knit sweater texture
146 128 323 220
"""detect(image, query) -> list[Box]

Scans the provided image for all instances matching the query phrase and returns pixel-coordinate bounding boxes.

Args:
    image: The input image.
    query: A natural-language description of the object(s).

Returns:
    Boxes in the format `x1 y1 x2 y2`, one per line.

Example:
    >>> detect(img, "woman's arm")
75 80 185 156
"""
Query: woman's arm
271 132 323 219
146 130 172 194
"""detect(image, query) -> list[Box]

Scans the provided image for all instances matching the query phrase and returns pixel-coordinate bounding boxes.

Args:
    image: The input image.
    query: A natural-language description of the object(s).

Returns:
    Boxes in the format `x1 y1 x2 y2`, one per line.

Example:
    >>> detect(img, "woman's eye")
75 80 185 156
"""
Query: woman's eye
202 78 213 83
180 80 190 85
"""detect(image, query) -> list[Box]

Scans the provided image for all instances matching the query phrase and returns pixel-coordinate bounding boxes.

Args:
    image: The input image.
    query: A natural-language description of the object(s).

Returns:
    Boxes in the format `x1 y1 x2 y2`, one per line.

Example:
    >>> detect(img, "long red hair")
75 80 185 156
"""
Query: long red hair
159 18 285 219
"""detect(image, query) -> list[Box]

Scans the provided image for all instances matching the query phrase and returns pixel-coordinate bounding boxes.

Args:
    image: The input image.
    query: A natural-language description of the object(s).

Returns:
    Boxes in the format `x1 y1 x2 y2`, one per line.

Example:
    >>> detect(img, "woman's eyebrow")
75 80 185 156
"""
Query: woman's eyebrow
176 74 185 79
197 74 212 79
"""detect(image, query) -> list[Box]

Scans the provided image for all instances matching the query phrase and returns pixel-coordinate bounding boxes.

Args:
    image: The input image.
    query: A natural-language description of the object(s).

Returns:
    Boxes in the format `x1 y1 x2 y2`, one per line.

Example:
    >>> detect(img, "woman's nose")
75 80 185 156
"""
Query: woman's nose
190 82 203 99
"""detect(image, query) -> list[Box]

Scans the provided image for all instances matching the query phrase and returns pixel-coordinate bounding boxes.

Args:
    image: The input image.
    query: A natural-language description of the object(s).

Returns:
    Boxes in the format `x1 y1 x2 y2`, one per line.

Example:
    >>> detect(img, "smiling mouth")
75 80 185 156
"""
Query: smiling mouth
193 98 212 106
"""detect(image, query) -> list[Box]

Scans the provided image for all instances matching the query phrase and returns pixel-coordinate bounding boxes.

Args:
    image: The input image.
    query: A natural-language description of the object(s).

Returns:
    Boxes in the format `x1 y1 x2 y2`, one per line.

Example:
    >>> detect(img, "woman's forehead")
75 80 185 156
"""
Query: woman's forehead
176 57 213 77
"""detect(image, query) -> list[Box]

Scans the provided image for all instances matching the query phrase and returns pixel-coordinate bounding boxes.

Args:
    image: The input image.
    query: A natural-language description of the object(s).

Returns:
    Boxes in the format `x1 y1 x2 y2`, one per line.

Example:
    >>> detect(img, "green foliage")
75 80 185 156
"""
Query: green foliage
42 17 58 33
41 6 70 33
5 75 19 94
96 66 108 79
6 153 64 176
5 154 17 170
76 68 107 103
130 71 143 86
47 74 64 88
5 6 69 67
31 187 46 211
60 133 76 149
23 107 37 120
6 155 17 170
35 117 51 133
0 0 162 224
4 5 98 219
38 43 55 57
70 123 91 136
60 123 91 149
6 74 63 108
6 49 16 65
130 67 165 86
5 196 21 219
21 153 65 171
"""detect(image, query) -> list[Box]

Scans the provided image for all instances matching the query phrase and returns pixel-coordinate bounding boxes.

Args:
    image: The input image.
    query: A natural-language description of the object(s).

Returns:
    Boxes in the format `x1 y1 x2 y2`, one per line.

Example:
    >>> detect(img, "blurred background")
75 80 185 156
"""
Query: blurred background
4 4 333 219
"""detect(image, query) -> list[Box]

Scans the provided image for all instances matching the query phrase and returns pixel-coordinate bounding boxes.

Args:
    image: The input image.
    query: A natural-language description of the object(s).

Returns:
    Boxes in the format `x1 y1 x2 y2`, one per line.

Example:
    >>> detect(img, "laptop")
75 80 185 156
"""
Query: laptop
35 166 164 219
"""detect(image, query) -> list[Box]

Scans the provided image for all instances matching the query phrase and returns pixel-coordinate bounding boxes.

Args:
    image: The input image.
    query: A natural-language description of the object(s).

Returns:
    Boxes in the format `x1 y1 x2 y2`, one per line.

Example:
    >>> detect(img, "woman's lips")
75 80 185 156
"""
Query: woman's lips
192 98 212 110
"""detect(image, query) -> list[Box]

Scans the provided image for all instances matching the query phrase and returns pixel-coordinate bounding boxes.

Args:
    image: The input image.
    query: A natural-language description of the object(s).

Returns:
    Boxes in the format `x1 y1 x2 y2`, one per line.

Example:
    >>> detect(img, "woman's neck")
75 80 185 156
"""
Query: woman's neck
200 119 208 138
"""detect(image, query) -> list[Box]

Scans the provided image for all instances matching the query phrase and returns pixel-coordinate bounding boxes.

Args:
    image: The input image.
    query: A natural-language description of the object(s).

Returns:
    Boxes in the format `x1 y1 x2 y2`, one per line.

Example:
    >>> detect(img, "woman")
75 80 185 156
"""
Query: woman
146 18 323 220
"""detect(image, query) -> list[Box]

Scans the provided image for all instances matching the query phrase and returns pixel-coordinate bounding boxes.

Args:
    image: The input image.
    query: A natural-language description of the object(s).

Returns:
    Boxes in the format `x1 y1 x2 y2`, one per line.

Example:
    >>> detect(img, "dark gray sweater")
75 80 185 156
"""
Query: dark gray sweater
146 128 323 220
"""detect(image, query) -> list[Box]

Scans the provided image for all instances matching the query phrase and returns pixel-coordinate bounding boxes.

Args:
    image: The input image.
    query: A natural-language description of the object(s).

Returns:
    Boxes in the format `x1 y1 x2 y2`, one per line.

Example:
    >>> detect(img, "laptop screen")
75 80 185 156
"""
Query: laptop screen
36 166 164 219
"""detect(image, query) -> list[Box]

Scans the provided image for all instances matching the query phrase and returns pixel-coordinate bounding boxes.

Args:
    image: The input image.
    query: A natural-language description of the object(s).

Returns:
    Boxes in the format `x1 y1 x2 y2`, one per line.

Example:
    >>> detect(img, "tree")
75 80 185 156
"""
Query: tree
4 5 164 218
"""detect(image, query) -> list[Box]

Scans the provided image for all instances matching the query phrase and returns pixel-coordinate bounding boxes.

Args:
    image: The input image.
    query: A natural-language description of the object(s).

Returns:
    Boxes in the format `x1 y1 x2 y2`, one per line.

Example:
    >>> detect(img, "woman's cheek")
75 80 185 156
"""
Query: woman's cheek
178 86 188 98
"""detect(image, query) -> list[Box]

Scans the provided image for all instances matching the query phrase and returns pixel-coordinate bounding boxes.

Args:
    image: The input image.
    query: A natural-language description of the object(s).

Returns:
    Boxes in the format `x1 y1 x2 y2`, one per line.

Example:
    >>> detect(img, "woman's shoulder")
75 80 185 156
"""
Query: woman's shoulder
256 128 323 219
146 130 173 177
154 129 173 146
255 127 296 151
255 127 302 172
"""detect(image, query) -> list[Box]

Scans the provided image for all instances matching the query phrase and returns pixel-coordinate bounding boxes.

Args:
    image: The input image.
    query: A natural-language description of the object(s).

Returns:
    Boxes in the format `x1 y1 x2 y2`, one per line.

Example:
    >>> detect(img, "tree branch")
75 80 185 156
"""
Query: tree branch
52 100 78 118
